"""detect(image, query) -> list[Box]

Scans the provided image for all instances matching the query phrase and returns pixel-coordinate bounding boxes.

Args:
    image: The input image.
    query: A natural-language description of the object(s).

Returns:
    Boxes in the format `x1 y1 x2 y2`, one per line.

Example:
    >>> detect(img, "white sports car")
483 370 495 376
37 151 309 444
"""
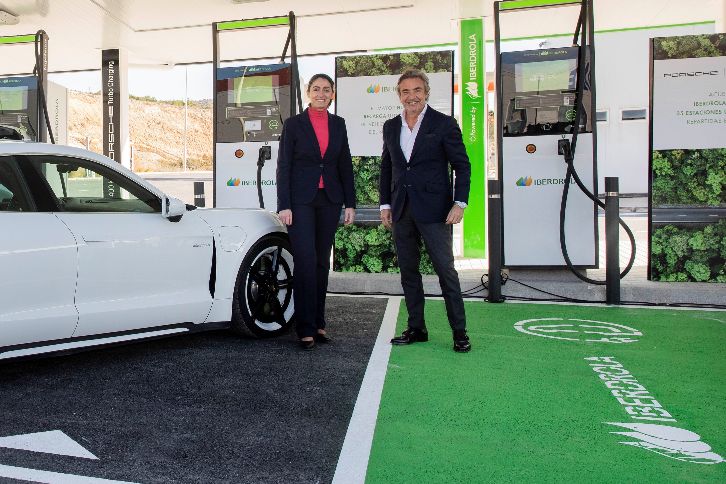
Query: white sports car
0 140 295 361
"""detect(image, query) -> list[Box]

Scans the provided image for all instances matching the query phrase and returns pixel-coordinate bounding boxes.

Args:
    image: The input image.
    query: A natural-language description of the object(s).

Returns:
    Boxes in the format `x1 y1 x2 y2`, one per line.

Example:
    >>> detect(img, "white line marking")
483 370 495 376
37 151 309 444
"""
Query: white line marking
0 430 97 459
332 296 401 484
0 464 138 483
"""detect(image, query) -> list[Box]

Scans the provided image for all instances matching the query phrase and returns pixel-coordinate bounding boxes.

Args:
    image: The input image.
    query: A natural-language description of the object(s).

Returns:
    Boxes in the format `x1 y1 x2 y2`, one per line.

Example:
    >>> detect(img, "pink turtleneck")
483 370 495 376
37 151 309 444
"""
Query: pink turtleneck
308 108 328 188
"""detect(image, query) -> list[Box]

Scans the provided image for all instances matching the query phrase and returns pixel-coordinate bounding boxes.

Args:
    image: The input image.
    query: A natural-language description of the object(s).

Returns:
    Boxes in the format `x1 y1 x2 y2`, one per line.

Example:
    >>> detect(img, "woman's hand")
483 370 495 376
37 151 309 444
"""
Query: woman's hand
343 207 355 225
278 209 293 226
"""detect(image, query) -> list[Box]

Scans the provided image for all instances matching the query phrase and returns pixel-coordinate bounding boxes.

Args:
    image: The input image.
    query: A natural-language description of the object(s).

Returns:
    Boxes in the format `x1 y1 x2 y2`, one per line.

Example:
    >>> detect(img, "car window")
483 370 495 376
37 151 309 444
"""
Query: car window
0 156 33 212
27 155 161 213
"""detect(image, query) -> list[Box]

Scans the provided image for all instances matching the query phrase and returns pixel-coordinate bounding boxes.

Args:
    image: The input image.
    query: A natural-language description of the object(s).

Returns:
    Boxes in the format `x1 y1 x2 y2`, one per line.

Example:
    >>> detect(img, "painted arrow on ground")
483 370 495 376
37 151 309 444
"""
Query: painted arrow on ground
0 430 98 459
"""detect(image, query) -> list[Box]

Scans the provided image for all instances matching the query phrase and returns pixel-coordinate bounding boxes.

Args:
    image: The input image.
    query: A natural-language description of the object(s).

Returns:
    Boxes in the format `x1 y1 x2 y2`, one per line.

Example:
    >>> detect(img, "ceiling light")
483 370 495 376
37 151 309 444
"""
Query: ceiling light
231 0 270 4
0 10 20 25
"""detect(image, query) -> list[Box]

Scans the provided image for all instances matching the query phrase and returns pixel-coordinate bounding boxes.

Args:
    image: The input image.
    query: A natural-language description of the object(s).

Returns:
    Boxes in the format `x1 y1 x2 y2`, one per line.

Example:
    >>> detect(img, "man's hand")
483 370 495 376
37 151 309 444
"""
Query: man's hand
380 208 392 229
344 207 355 225
445 204 464 225
278 209 292 226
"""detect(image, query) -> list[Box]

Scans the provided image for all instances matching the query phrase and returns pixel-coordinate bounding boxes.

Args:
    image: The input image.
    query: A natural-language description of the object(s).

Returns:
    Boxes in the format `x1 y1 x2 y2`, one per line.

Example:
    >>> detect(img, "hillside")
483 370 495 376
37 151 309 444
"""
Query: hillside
68 91 213 172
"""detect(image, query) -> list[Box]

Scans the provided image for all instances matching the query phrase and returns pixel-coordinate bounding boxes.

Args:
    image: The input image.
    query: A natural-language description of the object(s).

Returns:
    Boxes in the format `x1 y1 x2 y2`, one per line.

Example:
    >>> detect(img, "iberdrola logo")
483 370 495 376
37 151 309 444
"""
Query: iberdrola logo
516 176 533 187
227 178 241 187
367 84 381 94
465 81 480 99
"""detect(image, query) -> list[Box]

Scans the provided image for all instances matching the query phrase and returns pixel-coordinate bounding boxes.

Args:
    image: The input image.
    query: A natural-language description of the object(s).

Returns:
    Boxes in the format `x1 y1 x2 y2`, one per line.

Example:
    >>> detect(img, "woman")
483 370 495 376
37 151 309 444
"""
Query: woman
276 73 355 350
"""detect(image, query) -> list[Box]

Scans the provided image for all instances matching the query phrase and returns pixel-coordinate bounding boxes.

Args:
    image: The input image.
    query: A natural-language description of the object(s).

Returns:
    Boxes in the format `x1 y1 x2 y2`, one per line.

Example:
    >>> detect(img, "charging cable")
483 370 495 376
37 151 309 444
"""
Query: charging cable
33 30 55 144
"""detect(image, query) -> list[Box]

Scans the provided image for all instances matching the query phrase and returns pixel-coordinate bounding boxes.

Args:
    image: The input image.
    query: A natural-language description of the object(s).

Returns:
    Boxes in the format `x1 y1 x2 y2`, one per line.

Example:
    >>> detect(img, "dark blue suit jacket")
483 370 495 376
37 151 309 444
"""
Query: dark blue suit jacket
379 106 471 223
276 109 356 211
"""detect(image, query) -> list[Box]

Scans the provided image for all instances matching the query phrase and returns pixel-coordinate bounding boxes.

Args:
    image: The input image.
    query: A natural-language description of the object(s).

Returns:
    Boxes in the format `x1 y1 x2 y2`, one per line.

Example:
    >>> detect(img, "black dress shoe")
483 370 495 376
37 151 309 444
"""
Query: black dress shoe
314 333 332 343
391 327 429 345
299 339 315 350
453 330 471 353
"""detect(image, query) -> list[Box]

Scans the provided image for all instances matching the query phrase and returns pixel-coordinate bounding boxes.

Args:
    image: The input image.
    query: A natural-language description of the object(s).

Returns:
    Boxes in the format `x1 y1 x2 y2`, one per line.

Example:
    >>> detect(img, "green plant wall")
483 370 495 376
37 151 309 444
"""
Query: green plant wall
652 149 726 206
334 224 434 275
651 221 726 282
351 156 381 206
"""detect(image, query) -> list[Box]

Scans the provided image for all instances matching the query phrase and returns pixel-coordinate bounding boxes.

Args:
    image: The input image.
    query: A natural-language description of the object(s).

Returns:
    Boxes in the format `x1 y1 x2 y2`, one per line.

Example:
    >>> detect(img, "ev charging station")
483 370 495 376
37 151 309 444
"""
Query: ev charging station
494 0 598 268
0 32 67 144
212 13 301 210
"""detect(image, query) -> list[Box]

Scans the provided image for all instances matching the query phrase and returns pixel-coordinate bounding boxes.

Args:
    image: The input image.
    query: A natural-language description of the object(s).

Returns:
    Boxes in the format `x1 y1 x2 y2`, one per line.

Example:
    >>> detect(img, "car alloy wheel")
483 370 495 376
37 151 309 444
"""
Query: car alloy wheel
232 235 294 337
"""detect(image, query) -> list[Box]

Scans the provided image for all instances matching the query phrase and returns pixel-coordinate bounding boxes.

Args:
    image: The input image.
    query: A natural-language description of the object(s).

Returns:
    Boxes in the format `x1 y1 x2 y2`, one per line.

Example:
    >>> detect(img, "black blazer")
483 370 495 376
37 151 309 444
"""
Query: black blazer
276 109 356 211
379 106 471 223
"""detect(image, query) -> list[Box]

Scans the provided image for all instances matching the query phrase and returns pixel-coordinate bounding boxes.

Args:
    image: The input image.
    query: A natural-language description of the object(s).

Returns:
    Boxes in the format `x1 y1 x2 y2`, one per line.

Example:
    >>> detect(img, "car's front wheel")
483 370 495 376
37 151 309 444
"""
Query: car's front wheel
231 234 295 338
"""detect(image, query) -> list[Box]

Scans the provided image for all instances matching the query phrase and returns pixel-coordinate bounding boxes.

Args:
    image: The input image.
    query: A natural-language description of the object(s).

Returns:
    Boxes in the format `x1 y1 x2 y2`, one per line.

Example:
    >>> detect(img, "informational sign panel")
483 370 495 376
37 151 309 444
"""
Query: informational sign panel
652 56 726 150
332 52 455 273
335 52 454 156
214 63 291 210
649 34 726 283
102 49 127 199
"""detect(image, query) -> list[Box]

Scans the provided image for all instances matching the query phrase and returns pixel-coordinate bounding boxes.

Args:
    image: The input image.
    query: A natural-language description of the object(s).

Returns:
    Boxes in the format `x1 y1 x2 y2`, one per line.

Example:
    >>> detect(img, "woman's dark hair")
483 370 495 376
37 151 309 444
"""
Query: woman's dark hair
307 73 335 92
306 73 335 107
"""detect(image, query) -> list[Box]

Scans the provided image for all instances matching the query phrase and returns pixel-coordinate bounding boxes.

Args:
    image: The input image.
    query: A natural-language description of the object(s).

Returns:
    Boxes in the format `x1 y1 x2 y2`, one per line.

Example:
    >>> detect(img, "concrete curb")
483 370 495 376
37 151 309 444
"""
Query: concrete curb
328 269 726 307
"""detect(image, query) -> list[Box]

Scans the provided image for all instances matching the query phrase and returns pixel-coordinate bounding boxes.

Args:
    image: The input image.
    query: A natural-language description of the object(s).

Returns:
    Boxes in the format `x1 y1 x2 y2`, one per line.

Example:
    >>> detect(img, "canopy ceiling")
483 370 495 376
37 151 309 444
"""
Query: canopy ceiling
0 0 721 75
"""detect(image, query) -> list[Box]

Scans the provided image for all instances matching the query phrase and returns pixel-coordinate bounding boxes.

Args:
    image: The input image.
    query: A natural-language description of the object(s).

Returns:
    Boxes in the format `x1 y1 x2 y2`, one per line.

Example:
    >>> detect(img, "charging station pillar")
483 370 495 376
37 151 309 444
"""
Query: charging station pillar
0 32 49 142
102 49 130 169
494 0 598 268
212 14 301 210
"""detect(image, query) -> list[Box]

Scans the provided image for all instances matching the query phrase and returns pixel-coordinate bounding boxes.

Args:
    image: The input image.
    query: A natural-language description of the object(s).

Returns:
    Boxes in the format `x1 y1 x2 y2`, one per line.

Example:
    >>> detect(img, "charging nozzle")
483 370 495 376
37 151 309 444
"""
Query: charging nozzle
558 138 571 159
258 145 272 167
256 145 272 209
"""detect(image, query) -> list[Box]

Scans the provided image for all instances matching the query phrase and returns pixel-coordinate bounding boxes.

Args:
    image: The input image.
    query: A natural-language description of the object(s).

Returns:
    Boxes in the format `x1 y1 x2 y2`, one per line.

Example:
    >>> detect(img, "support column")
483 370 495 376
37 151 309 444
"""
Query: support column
102 48 130 170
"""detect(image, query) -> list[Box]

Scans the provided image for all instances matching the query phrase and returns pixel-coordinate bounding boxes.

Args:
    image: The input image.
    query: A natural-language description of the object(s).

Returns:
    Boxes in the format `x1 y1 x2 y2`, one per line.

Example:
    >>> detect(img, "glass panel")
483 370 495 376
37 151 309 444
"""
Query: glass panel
0 157 32 212
621 109 647 121
30 156 161 213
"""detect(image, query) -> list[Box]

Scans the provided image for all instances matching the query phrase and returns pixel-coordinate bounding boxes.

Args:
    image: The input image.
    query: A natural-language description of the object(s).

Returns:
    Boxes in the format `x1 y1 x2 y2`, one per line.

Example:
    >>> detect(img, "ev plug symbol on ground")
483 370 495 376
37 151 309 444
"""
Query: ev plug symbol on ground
514 318 642 343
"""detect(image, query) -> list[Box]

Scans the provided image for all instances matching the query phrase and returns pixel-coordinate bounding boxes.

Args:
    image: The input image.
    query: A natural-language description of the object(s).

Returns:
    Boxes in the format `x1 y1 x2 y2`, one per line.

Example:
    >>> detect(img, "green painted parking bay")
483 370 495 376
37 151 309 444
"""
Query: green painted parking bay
367 301 725 483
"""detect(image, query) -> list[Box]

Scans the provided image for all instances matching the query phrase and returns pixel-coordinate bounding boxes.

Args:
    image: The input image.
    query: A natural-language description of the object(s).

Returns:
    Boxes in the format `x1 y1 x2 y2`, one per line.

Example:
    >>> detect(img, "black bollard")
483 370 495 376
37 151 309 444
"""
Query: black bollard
194 181 206 208
487 179 504 302
605 177 620 305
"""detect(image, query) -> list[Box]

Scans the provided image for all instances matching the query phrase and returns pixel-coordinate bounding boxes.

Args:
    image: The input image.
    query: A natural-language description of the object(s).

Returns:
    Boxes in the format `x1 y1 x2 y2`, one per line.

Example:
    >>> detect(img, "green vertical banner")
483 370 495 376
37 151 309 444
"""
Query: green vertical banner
460 18 486 258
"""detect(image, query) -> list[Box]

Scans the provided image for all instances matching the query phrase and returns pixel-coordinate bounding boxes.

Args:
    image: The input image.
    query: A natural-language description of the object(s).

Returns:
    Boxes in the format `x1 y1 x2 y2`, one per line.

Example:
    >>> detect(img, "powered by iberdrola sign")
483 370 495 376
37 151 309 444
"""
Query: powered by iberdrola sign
460 18 486 258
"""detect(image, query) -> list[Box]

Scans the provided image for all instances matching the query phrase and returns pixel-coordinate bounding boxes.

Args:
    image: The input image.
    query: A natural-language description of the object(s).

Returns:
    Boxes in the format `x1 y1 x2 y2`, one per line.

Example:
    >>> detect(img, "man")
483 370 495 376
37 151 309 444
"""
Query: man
379 68 472 353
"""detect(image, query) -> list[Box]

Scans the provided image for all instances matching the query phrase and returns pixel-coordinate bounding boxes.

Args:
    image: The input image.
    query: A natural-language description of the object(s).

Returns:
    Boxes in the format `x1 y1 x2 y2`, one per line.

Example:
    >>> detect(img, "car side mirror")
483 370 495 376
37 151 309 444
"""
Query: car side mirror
162 196 186 222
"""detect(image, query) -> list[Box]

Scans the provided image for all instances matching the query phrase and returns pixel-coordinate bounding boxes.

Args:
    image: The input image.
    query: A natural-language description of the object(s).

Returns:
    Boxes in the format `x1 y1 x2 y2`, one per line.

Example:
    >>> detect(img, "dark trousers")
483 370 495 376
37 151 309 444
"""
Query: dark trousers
287 189 341 338
392 202 466 332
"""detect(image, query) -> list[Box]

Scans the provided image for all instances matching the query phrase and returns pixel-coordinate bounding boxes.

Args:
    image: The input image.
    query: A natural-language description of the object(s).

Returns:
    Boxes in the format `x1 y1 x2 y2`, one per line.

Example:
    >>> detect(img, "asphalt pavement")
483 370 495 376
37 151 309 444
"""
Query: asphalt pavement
0 296 387 484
